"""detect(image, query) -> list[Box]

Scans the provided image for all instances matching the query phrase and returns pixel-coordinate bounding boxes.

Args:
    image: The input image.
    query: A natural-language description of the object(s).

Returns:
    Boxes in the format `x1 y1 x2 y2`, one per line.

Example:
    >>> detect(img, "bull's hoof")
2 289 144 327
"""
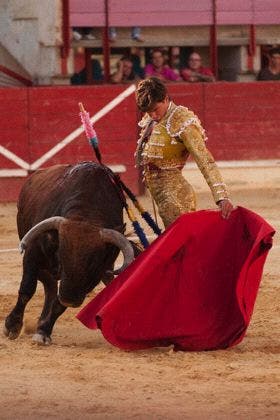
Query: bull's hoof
32 333 52 346
3 318 23 339
3 325 21 340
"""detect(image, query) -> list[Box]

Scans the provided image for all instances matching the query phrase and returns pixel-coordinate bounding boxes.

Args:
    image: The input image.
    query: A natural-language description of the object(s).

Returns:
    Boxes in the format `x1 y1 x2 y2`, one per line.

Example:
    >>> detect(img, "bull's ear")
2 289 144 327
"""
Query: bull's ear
41 230 59 255
114 223 126 233
129 240 143 257
19 216 66 254
100 228 134 274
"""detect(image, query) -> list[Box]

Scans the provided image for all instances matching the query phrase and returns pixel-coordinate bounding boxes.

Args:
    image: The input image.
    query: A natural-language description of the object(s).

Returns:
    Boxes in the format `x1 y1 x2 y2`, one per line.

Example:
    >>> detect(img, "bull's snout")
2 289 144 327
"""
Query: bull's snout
58 279 85 308
58 295 84 308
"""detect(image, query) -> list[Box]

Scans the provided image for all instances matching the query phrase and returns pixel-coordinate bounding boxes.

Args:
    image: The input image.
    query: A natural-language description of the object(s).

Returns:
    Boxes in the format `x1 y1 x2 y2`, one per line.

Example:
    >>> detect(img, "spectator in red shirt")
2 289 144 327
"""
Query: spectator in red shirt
144 48 180 82
181 52 215 82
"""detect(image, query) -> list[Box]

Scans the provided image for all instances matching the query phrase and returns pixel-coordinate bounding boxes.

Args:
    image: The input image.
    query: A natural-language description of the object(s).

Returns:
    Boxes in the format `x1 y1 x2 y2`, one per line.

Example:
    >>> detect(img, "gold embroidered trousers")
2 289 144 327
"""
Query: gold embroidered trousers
145 168 196 228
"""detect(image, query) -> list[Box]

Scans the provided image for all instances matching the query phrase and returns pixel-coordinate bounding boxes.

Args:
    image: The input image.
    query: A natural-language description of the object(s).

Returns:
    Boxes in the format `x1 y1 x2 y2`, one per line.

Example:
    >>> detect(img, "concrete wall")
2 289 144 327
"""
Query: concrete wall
0 0 71 85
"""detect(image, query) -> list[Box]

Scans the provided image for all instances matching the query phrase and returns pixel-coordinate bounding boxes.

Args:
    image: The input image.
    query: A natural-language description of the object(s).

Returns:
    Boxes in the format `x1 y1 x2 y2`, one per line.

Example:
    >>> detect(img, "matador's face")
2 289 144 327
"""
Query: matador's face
147 97 170 122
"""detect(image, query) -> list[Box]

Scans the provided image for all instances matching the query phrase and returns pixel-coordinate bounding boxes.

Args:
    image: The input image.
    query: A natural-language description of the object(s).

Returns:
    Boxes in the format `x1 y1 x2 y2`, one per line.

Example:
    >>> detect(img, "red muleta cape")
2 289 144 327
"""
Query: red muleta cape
77 207 275 351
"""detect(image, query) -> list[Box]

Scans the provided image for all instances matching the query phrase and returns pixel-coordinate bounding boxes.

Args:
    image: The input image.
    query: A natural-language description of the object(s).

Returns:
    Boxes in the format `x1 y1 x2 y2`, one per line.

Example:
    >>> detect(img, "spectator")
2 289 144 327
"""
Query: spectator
109 27 144 42
257 47 280 81
168 46 182 77
110 57 140 84
70 59 103 85
144 48 180 82
131 47 145 79
181 52 215 82
72 27 96 41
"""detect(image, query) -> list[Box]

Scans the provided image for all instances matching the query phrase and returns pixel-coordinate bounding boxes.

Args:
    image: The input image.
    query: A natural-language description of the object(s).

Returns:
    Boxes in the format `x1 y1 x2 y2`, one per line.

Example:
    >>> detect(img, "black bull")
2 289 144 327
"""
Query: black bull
4 162 135 345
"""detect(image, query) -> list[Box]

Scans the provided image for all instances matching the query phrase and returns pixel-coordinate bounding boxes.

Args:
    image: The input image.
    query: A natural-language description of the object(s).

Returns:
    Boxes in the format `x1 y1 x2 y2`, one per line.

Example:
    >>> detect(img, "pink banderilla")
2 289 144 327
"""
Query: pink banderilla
79 102 99 147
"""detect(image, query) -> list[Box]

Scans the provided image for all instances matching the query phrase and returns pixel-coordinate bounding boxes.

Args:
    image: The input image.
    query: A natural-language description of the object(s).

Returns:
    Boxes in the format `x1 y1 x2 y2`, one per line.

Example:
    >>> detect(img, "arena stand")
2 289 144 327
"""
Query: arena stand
69 0 280 81
1 81 280 202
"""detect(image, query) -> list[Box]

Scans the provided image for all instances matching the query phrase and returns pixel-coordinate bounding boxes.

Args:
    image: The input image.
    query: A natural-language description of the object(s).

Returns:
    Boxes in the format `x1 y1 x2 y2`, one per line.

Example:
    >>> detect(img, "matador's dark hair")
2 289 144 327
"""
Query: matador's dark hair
135 77 168 112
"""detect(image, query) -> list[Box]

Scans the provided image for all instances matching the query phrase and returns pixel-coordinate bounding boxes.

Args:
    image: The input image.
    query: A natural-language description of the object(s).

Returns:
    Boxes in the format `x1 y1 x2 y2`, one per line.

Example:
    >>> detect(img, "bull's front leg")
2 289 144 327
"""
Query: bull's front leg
4 247 38 339
30 270 59 345
33 296 66 345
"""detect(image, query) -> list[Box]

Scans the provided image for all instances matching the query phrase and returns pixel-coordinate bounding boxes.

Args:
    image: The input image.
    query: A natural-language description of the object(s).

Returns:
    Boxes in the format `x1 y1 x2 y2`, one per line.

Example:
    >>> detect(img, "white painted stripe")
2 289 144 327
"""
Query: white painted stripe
0 169 28 177
0 166 125 177
107 164 126 173
29 126 86 170
0 166 126 177
30 84 136 171
184 159 280 169
0 145 30 170
90 84 136 124
0 159 278 177
0 248 19 253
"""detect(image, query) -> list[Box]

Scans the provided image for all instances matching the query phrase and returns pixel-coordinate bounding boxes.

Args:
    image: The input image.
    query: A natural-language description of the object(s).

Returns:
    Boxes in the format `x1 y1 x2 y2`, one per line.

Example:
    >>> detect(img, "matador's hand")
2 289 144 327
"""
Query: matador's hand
218 199 234 219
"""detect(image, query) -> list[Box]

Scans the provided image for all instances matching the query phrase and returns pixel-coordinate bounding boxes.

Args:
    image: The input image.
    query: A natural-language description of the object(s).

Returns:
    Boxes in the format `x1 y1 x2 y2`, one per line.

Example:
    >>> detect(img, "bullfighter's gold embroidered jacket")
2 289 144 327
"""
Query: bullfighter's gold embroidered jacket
137 101 229 204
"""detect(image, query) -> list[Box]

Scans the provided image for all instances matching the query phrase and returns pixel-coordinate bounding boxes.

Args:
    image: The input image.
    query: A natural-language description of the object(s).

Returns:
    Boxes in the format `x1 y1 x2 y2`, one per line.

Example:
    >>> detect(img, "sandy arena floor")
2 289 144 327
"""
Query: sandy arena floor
0 164 279 419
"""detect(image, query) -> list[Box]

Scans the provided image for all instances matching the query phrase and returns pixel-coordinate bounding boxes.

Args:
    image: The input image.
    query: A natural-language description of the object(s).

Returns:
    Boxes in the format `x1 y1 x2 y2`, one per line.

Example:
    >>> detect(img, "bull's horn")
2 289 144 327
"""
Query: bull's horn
100 228 134 274
19 216 66 254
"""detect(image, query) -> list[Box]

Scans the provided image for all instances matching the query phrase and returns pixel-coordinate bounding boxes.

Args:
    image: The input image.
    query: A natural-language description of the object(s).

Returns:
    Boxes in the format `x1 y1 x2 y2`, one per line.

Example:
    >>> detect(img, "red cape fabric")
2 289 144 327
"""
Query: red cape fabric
77 207 275 351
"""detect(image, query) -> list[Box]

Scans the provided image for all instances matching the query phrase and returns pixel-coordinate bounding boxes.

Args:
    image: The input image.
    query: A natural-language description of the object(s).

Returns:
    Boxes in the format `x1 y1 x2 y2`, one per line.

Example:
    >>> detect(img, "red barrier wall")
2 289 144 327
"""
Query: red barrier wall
1 82 280 202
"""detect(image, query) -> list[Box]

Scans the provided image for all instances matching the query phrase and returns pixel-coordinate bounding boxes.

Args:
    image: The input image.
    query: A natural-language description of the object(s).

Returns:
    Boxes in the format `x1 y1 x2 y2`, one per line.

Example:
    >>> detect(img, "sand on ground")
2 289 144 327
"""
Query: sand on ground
0 164 279 419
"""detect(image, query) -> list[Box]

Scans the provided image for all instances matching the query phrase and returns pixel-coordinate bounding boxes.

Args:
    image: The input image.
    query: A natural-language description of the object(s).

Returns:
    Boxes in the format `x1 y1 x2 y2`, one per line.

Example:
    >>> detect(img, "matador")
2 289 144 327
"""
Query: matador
135 77 233 227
